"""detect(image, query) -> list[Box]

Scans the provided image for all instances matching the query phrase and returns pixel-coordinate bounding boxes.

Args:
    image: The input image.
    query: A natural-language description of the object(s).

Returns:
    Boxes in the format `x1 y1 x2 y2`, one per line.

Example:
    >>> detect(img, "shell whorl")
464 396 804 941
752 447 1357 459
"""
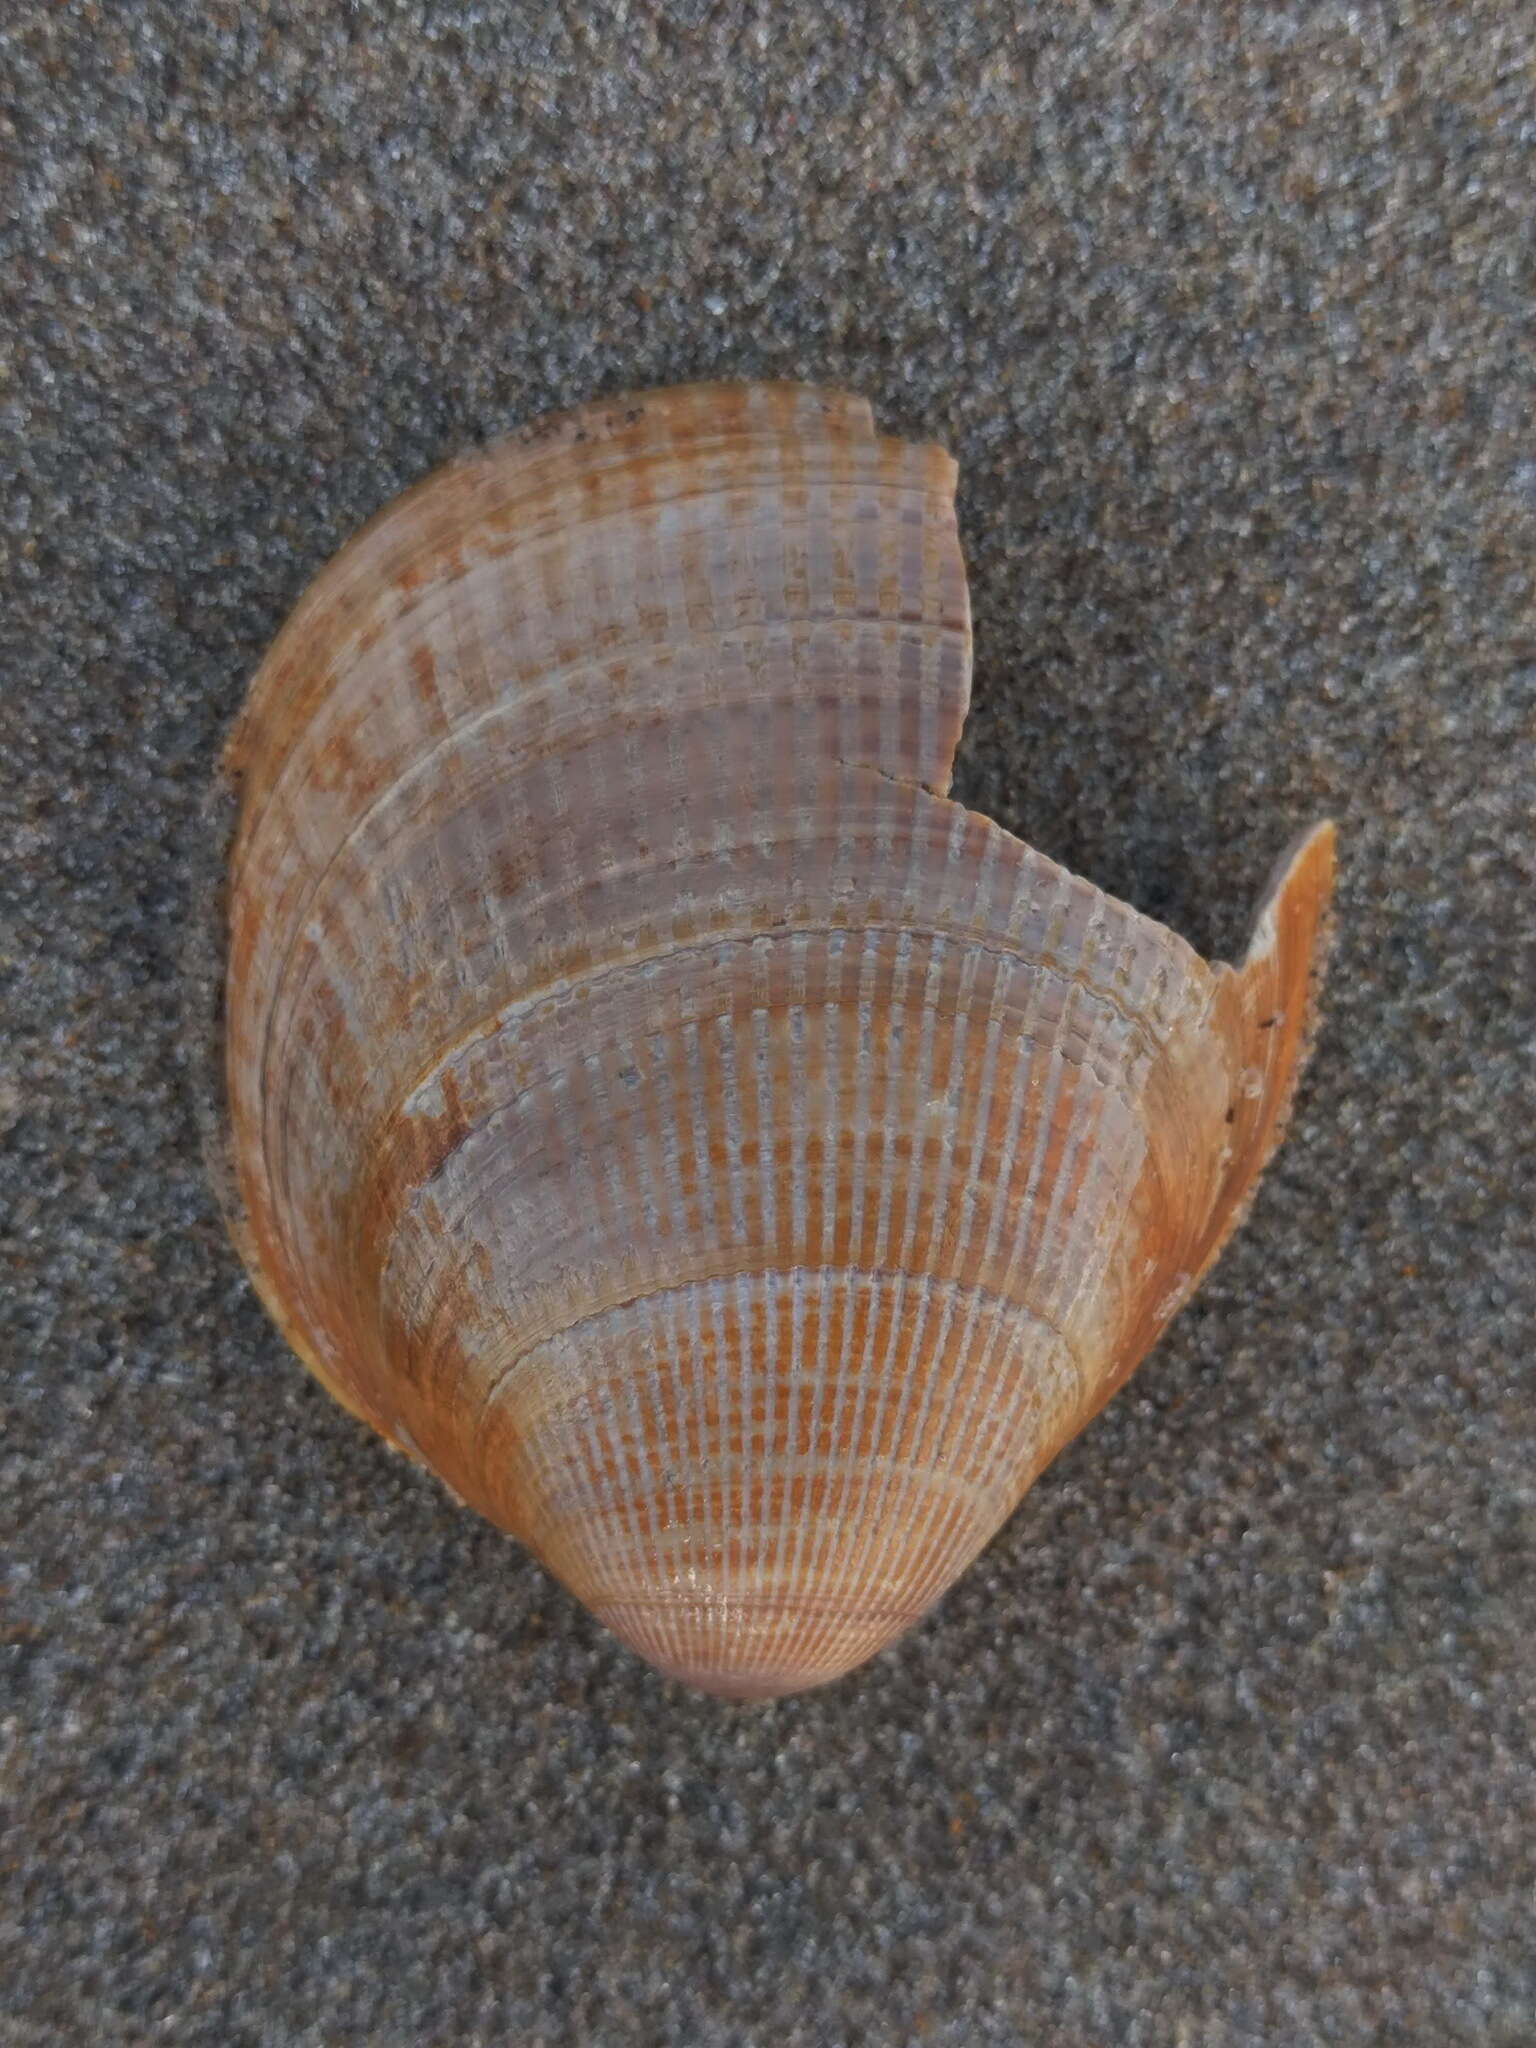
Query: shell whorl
223 381 1333 1698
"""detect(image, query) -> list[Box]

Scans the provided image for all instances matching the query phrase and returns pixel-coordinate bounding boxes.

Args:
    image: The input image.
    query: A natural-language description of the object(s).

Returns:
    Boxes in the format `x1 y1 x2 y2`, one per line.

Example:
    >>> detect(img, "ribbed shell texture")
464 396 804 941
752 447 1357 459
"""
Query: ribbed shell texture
223 383 1333 1696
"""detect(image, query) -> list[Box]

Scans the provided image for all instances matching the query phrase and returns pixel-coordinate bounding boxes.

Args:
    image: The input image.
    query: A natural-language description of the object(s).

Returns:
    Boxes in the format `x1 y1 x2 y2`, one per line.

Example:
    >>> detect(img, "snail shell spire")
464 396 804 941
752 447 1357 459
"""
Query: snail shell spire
222 382 1334 1698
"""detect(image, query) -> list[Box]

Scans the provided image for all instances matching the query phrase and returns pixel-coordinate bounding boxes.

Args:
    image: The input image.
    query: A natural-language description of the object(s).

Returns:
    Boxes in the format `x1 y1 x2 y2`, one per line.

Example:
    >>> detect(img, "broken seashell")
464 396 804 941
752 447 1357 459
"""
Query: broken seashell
220 381 1333 1698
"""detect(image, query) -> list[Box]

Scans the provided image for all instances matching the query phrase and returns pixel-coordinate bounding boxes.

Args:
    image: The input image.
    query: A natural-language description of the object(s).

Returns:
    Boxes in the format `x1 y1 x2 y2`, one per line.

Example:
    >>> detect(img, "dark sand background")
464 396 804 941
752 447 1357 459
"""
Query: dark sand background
3 5 1532 2042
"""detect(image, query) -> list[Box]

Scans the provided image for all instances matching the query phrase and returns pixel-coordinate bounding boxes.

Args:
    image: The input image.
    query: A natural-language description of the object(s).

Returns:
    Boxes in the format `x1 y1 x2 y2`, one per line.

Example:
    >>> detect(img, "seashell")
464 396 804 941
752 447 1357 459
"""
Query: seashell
220 381 1333 1699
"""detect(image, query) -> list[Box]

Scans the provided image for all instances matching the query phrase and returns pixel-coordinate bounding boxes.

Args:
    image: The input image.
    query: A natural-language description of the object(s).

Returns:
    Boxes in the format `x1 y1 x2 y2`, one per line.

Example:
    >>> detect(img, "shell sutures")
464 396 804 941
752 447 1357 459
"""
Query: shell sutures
222 381 1334 1698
